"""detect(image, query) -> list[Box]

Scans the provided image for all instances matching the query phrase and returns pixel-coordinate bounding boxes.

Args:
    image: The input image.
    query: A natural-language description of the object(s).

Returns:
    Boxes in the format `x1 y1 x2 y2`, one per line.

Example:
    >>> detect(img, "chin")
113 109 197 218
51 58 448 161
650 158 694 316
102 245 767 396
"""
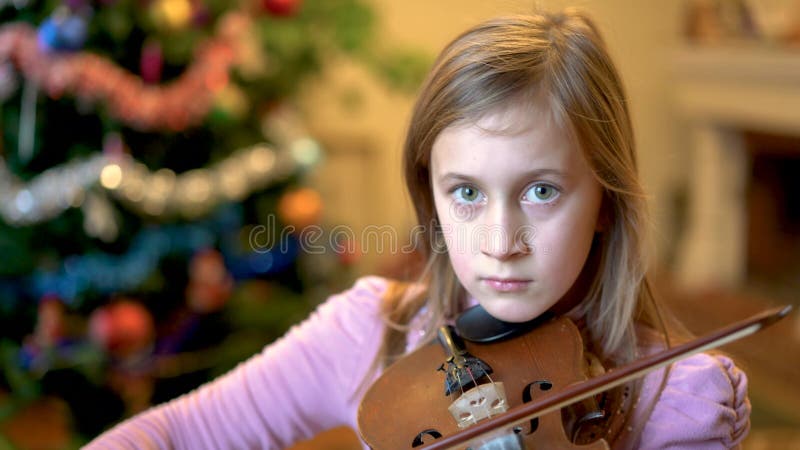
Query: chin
481 300 547 324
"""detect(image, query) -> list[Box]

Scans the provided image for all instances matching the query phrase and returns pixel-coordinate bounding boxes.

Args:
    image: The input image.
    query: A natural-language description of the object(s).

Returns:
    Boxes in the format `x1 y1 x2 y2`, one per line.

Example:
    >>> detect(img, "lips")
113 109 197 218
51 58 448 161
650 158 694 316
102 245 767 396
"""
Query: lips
481 277 532 293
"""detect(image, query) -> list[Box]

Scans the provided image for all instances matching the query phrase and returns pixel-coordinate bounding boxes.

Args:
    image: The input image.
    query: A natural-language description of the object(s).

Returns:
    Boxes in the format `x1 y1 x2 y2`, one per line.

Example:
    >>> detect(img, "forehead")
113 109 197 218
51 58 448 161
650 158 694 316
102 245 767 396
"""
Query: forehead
430 101 582 175
470 97 557 135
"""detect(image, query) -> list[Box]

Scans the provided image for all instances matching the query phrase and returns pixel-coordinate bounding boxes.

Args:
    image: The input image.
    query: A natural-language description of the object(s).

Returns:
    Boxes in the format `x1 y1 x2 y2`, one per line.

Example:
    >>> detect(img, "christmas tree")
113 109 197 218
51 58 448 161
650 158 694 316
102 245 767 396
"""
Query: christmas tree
0 0 426 446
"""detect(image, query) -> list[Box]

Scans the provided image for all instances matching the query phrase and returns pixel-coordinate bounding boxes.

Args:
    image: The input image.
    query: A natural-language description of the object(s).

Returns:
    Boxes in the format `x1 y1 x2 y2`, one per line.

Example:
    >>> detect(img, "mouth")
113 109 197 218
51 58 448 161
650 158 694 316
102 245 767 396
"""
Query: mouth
480 277 532 293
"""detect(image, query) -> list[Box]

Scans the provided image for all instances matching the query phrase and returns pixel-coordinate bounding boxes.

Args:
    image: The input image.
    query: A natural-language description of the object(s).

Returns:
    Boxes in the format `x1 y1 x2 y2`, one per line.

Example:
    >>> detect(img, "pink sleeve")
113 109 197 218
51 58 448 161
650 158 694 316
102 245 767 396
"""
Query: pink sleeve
631 353 751 450
84 276 389 450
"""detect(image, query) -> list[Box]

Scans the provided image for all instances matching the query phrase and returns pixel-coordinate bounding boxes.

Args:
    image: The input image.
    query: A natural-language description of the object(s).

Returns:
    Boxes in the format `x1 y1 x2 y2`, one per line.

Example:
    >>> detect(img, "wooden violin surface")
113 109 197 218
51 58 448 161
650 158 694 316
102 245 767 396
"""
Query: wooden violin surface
358 316 608 450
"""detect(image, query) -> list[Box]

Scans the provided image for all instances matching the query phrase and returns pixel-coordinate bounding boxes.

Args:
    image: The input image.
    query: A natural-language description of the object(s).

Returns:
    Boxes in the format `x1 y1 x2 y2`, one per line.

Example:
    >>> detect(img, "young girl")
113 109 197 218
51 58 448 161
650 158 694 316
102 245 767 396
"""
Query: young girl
86 9 750 450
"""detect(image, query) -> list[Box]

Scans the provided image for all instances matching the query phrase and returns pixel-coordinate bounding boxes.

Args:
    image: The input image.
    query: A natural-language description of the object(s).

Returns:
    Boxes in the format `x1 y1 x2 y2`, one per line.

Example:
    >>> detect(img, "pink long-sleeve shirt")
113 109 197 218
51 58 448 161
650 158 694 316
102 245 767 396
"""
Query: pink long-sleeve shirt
85 276 750 449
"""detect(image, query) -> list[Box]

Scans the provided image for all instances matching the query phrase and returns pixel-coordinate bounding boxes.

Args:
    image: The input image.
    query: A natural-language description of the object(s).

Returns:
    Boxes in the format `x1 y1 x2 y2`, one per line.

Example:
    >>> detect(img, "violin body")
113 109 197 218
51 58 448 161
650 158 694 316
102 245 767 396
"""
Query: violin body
358 317 609 450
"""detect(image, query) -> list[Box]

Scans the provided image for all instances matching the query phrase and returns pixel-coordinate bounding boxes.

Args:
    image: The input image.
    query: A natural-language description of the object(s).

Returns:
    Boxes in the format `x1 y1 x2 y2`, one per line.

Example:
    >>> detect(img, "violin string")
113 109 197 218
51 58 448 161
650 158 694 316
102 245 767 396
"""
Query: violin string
466 366 495 420
466 366 478 386
455 367 467 396
485 372 508 419
454 368 478 426
456 369 477 425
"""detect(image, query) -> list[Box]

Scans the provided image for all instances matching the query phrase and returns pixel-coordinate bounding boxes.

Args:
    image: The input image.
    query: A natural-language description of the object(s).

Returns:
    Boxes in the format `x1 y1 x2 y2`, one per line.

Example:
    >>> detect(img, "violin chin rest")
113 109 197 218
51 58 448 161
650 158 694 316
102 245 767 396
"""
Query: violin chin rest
456 305 552 343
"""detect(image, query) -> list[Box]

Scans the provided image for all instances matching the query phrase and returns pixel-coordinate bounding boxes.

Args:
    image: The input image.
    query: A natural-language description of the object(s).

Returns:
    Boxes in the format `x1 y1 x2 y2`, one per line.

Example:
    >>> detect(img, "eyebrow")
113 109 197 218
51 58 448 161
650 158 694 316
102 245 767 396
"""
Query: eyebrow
437 168 568 184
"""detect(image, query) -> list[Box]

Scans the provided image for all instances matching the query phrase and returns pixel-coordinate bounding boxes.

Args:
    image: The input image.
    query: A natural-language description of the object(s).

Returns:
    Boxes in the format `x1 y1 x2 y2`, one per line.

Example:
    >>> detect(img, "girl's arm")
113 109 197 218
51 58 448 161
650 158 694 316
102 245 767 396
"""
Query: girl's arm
626 352 750 449
83 276 389 450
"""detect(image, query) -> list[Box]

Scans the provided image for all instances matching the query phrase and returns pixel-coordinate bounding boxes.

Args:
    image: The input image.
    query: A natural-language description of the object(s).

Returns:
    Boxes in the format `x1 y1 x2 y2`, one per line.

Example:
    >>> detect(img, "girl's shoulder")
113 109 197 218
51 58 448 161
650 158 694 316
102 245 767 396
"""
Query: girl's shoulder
314 275 406 323
309 275 426 348
292 276 393 356
326 275 425 306
317 275 426 322
325 275 395 311
628 325 751 448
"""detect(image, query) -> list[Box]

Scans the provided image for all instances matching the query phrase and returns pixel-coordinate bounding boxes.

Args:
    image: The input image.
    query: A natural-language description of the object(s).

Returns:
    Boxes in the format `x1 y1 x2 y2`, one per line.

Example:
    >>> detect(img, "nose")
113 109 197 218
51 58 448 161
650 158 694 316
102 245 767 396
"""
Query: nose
478 203 532 260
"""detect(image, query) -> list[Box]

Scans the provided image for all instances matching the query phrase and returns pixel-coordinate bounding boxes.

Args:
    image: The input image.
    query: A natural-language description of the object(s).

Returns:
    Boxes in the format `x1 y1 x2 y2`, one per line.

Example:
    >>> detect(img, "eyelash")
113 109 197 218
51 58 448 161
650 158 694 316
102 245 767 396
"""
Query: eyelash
449 183 561 205
450 185 485 204
523 183 561 205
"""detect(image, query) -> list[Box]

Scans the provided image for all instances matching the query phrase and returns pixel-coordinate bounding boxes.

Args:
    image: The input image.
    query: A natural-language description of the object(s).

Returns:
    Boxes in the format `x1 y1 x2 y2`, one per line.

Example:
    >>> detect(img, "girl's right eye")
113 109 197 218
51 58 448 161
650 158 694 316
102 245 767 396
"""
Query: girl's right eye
452 185 484 203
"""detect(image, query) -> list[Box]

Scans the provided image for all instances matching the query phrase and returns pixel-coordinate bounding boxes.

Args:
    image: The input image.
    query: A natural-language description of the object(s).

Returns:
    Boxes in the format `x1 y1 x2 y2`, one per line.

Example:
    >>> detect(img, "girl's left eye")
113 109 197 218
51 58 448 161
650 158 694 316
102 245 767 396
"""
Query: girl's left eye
524 183 560 203
453 185 484 203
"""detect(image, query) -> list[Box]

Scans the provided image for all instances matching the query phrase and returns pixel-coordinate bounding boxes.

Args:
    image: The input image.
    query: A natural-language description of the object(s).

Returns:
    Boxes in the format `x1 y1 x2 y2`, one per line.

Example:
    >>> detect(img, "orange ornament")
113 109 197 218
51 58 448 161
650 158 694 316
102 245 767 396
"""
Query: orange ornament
277 187 323 232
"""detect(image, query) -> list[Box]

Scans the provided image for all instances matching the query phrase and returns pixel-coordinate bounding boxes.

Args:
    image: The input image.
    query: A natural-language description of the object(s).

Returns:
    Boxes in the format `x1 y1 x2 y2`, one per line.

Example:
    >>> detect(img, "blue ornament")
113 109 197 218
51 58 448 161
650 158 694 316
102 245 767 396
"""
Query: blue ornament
17 343 38 371
37 19 60 51
227 236 299 279
37 13 88 52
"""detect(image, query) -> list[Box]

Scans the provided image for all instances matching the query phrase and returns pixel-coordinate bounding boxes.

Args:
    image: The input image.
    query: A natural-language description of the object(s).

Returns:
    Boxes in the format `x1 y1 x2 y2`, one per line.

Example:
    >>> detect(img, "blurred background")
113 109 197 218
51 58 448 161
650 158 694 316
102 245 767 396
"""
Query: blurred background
0 0 798 449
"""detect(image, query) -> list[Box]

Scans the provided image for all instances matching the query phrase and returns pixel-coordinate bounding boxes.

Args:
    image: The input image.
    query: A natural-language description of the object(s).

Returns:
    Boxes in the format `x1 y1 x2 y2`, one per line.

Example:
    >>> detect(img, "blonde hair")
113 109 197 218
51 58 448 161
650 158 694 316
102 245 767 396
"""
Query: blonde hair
390 9 659 365
369 11 690 445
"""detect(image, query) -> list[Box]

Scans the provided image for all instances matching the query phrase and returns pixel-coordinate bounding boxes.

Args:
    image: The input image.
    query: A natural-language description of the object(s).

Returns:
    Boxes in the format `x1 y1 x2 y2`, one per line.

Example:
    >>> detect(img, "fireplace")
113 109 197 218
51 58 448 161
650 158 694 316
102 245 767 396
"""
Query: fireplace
745 131 800 284
672 45 800 289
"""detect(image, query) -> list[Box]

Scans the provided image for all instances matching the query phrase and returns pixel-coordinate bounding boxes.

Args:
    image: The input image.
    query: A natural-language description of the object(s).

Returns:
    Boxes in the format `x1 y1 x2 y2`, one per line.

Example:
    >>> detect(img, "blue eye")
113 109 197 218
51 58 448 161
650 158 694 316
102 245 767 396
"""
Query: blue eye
525 184 559 203
453 185 483 203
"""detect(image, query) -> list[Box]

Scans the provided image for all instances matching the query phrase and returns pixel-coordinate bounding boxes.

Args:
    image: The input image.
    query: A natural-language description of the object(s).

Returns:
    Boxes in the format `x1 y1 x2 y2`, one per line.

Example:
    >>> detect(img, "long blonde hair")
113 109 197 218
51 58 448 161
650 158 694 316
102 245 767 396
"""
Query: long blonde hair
369 11 686 446
387 9 660 368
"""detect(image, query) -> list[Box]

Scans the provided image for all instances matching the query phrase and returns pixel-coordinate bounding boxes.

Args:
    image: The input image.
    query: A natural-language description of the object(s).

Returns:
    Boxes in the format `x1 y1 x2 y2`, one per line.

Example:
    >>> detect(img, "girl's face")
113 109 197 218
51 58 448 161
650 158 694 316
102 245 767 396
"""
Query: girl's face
430 100 603 323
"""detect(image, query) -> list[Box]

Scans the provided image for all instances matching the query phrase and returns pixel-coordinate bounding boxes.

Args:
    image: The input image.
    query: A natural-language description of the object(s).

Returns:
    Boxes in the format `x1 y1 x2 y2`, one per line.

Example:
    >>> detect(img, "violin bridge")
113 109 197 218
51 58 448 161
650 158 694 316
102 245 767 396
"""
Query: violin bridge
448 382 509 428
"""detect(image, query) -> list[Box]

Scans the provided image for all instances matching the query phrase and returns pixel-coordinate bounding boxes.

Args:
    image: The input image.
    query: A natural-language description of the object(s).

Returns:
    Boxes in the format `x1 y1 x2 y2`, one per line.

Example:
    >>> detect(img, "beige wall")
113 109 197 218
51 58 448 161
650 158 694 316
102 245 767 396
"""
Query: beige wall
299 0 688 274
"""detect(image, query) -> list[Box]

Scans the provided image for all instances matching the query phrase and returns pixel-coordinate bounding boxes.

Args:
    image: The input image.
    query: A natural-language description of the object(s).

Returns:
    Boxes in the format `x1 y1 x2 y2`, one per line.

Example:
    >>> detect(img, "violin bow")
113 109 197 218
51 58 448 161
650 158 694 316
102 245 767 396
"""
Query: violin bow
418 305 793 450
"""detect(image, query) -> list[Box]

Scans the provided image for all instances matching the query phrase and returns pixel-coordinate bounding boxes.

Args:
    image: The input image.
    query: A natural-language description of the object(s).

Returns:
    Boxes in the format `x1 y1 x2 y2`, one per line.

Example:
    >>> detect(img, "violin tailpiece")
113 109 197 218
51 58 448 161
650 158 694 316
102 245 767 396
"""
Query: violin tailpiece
438 325 494 395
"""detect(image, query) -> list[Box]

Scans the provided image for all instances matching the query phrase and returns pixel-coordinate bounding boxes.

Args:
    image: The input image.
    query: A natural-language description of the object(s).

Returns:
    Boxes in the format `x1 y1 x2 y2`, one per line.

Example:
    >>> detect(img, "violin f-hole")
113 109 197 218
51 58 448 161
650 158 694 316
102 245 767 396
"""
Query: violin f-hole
522 380 553 402
412 429 443 447
517 380 553 435
570 410 608 443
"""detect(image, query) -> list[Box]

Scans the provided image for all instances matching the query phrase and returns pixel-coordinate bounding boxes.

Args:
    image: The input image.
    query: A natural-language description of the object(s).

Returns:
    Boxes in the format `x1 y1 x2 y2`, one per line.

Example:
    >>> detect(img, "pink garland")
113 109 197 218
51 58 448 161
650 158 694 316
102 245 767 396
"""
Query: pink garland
0 23 235 132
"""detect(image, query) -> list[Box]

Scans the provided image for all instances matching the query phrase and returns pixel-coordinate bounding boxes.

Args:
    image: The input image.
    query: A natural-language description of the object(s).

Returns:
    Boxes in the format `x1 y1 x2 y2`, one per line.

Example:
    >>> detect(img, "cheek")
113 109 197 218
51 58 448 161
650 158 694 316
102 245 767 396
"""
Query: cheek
447 252 472 279
534 211 599 278
548 213 597 253
530 230 588 302
539 230 591 268
439 220 476 269
433 203 477 278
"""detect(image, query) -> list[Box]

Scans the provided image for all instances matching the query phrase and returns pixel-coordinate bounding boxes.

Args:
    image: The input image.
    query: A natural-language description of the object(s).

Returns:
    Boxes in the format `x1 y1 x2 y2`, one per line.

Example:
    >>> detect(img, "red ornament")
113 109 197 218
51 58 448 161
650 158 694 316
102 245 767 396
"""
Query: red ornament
35 296 66 347
89 299 154 358
186 249 233 313
261 0 301 17
335 238 361 266
140 40 163 84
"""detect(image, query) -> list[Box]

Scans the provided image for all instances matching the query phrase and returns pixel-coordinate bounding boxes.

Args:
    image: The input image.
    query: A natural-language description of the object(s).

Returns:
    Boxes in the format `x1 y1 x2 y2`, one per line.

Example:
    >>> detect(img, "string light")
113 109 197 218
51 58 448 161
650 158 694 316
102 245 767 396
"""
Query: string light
0 140 321 225
0 155 108 225
99 164 123 189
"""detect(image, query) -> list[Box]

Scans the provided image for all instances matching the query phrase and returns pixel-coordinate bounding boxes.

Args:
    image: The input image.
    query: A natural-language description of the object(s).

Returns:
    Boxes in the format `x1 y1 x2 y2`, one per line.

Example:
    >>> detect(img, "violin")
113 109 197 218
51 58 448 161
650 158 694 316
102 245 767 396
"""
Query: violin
357 304 792 450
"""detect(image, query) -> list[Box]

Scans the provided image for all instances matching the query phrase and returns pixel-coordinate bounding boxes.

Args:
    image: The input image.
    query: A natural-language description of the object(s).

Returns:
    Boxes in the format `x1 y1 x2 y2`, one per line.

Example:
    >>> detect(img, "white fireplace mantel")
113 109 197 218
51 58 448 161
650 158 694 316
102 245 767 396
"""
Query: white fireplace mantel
672 45 800 288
